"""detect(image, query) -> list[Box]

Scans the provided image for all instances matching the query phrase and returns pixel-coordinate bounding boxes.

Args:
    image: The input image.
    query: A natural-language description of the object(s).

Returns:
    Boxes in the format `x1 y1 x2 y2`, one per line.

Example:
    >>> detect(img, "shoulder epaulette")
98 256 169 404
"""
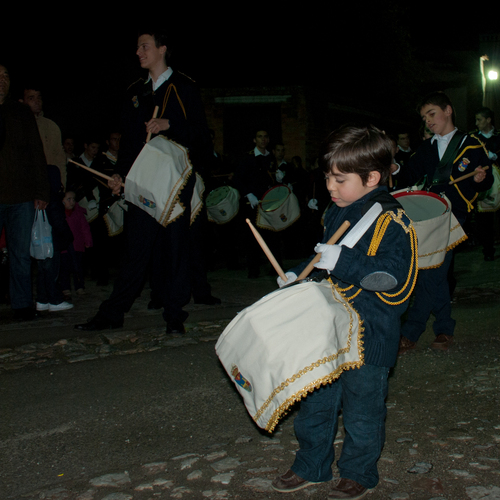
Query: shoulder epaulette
177 71 196 83
126 77 145 91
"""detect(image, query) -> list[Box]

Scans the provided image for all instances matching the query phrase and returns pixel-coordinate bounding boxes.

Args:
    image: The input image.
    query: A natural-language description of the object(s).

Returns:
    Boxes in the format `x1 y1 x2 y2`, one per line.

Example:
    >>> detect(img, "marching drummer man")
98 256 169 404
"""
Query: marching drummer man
272 125 418 499
397 92 493 354
75 27 213 334
233 129 277 278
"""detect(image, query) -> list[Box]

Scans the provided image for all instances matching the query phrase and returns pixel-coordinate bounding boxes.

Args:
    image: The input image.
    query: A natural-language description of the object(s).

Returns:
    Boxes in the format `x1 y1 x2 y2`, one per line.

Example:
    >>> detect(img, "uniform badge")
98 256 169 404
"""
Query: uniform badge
458 157 470 172
132 95 139 108
231 364 252 392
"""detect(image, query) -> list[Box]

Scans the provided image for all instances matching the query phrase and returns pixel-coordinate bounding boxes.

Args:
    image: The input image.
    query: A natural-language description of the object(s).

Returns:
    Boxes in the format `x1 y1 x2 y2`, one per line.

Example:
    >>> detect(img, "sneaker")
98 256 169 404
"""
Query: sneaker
431 334 454 350
272 469 316 492
48 301 74 312
36 302 49 311
328 478 371 499
398 336 417 355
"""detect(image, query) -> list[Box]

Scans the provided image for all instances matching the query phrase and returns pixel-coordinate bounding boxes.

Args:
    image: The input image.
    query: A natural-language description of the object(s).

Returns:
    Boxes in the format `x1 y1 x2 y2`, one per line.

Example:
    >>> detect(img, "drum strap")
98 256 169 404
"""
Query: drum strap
161 84 187 120
431 131 466 186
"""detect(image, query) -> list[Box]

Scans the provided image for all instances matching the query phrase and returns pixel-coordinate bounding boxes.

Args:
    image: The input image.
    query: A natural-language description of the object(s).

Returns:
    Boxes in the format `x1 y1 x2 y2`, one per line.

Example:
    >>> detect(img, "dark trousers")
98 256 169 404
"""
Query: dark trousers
292 364 390 489
97 175 194 325
60 245 85 292
36 252 65 305
401 249 455 342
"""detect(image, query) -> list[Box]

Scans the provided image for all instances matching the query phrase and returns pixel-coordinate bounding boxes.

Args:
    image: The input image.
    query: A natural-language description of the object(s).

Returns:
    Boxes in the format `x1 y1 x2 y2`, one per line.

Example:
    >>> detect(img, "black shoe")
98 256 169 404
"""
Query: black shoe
74 316 123 331
193 295 221 305
166 320 185 334
147 300 162 310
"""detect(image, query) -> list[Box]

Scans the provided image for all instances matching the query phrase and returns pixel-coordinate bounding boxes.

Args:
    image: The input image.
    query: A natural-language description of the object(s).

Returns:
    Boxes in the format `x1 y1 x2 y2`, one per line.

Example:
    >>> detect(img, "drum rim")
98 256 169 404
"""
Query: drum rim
392 190 449 209
260 184 291 212
206 185 232 207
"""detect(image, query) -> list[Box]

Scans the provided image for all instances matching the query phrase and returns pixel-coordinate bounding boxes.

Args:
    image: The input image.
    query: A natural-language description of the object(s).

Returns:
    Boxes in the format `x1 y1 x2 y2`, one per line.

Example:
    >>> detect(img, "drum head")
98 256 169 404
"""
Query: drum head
393 191 448 222
261 185 290 212
206 186 230 207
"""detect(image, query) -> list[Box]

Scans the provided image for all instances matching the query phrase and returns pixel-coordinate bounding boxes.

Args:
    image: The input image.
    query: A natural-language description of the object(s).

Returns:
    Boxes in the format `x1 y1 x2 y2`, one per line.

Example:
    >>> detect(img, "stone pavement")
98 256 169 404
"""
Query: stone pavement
1 244 499 499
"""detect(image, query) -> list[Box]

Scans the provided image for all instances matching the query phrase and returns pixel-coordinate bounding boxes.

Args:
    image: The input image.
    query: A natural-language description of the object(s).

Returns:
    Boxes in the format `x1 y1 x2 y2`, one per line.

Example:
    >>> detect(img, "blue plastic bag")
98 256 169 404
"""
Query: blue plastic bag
30 209 54 260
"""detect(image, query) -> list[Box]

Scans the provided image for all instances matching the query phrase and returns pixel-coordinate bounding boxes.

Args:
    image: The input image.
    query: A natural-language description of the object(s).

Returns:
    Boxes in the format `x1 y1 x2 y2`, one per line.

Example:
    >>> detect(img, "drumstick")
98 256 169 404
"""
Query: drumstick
146 105 159 143
68 159 125 188
297 220 351 281
245 218 287 282
449 166 489 185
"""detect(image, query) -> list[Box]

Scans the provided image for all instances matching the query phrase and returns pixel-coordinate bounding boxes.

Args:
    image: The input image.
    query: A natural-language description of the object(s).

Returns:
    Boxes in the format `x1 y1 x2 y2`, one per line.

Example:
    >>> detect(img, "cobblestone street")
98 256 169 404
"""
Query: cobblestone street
1 245 499 500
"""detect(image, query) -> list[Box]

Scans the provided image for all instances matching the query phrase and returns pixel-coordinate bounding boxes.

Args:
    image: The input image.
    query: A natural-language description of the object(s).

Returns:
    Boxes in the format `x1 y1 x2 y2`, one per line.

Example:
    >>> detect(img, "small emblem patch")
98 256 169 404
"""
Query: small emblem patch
458 157 470 172
231 364 252 392
138 195 156 208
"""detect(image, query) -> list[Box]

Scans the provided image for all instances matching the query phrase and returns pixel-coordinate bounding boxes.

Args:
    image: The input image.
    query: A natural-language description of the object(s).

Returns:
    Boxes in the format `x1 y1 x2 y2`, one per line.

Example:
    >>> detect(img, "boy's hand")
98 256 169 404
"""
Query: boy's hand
314 243 342 271
473 166 487 183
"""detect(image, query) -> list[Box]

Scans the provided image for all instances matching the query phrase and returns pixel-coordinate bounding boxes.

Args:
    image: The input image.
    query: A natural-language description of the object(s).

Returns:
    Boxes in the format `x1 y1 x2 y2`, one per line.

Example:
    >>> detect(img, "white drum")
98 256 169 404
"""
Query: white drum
477 164 500 212
392 188 467 269
256 185 300 232
215 280 363 432
103 198 127 237
206 185 240 224
78 186 100 224
124 136 193 227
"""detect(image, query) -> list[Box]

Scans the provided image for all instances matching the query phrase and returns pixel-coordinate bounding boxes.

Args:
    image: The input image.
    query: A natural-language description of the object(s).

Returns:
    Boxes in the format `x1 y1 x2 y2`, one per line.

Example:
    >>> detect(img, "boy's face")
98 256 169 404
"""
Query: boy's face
420 103 454 137
62 192 76 210
137 34 166 71
254 131 269 152
397 133 410 150
325 165 378 208
475 113 491 132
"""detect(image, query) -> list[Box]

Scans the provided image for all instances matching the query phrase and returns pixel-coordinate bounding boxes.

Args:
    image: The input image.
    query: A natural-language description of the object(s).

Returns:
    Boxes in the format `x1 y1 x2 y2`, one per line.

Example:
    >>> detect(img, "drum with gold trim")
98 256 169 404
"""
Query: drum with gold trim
206 185 240 224
256 184 300 232
215 279 363 432
392 188 466 269
124 136 193 227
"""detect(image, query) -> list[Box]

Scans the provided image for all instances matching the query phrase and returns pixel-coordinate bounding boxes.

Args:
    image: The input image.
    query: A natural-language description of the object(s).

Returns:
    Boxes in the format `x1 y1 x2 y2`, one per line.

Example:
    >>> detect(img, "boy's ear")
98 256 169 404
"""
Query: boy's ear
367 170 381 187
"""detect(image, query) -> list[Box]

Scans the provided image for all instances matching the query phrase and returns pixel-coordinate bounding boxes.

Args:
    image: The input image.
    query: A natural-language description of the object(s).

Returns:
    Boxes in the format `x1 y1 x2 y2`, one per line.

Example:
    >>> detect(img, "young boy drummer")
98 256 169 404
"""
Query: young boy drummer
272 125 418 499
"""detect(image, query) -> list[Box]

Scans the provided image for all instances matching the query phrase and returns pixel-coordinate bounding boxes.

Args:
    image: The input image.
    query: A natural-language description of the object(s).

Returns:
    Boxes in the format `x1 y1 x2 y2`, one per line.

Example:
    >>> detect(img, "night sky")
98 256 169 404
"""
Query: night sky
2 7 497 148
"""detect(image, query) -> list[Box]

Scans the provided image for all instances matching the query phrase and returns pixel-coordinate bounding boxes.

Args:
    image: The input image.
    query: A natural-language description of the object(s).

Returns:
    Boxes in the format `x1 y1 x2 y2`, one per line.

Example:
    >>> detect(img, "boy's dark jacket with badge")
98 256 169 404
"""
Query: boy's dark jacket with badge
399 133 493 224
291 187 418 368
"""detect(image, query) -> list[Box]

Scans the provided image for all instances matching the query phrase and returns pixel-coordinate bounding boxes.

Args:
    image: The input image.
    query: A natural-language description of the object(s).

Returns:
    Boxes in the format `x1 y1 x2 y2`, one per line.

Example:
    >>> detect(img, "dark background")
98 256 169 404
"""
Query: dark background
1 6 497 150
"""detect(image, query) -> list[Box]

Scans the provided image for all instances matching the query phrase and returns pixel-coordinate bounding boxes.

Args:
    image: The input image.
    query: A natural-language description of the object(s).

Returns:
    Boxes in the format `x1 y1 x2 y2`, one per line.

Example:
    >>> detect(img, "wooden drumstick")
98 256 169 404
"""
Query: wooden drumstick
146 105 160 143
245 218 287 282
449 166 489 185
297 220 351 281
68 159 125 188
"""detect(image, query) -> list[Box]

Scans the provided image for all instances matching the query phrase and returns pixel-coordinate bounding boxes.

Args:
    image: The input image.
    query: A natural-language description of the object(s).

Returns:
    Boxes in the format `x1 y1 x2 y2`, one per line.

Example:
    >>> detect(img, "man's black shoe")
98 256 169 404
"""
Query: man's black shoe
193 295 221 305
166 321 185 334
74 316 123 331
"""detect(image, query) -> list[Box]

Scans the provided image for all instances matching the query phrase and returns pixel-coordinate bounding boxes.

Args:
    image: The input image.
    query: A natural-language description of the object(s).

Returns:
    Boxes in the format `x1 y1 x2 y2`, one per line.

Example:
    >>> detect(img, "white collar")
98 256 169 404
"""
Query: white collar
479 127 495 139
254 147 269 156
147 67 173 91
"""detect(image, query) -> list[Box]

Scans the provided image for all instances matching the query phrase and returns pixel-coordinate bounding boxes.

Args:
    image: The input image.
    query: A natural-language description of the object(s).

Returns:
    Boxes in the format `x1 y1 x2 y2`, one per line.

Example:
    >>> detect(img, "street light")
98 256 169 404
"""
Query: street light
488 70 498 80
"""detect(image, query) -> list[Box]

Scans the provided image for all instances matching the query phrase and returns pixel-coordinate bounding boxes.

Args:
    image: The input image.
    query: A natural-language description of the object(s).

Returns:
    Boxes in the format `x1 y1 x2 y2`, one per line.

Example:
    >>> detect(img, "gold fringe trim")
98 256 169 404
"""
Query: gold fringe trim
255 282 364 432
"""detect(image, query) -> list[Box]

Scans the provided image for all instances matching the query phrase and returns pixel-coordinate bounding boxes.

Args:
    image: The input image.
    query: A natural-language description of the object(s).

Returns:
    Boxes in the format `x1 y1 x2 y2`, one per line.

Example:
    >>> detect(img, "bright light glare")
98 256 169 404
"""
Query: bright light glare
488 70 498 80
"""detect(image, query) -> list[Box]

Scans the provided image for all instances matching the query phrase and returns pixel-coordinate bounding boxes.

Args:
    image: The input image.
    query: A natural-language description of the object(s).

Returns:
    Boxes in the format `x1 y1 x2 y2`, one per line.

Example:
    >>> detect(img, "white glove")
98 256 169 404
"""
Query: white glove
87 200 97 210
275 169 285 183
308 198 318 210
247 193 259 209
313 243 342 271
277 271 297 288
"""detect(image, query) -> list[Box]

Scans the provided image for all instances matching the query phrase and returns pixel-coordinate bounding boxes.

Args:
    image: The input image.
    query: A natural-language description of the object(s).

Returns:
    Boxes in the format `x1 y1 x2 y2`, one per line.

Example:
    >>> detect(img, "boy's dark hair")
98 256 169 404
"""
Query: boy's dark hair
321 125 393 186
137 27 171 62
476 106 495 124
417 91 455 124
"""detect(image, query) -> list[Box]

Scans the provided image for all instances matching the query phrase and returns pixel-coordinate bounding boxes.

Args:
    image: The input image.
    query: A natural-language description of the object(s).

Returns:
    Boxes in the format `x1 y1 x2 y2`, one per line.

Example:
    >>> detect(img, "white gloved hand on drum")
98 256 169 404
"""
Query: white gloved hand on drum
308 198 318 210
247 193 259 208
277 271 297 288
314 243 342 271
275 169 285 183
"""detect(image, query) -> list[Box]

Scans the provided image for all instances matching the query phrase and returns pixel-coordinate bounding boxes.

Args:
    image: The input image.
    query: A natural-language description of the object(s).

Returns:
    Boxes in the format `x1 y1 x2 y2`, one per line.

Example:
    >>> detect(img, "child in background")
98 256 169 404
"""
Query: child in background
35 165 74 312
60 190 92 297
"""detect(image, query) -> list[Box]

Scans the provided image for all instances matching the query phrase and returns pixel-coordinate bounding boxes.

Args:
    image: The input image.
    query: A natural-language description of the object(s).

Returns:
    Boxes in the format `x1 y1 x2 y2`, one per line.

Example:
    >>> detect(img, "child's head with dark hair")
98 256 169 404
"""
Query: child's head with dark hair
320 125 394 207
321 125 393 186
475 106 495 132
417 91 455 125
